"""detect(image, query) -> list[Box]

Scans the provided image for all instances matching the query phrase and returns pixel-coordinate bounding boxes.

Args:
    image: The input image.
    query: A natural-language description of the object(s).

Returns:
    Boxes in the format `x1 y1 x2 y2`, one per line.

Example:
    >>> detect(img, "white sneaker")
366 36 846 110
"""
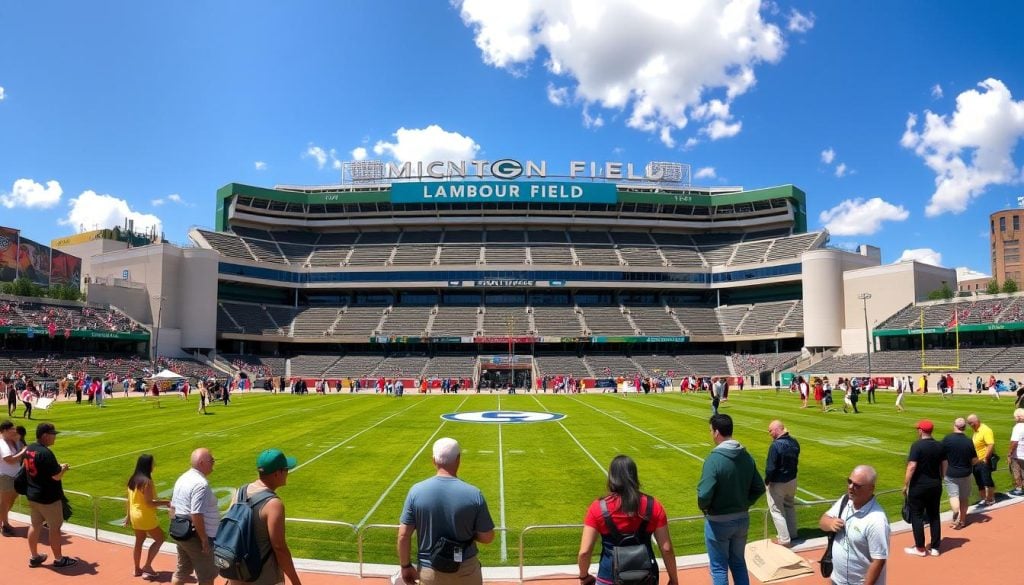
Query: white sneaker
929 549 940 557
904 547 927 557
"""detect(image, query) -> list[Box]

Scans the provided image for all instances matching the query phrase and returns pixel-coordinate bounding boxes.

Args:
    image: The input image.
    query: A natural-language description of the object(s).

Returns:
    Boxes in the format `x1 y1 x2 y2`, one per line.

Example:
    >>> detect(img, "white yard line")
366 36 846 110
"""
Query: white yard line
798 486 826 500
291 400 426 473
532 395 605 473
568 396 705 462
497 416 508 562
355 396 469 529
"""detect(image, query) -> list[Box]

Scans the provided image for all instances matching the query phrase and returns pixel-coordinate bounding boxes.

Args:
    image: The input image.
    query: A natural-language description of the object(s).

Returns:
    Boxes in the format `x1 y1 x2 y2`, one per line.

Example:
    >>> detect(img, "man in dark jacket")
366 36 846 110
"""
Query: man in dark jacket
765 419 800 546
697 414 765 585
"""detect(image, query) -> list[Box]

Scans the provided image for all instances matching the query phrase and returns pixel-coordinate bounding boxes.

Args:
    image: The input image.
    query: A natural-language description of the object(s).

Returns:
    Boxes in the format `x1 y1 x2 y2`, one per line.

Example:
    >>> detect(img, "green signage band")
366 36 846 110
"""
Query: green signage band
390 181 618 204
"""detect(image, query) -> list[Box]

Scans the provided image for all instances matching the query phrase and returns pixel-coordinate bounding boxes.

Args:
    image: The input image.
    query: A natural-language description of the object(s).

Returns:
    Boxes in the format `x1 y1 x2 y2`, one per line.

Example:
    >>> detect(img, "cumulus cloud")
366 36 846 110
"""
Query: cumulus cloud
351 147 367 161
372 125 481 163
834 163 848 178
60 190 162 234
956 266 989 279
0 86 5 101
896 248 943 267
819 197 909 236
0 178 63 209
901 78 1024 217
151 193 188 207
694 166 717 180
931 84 943 99
583 106 605 129
787 9 815 33
304 145 328 169
457 0 801 146
820 147 835 164
254 161 267 171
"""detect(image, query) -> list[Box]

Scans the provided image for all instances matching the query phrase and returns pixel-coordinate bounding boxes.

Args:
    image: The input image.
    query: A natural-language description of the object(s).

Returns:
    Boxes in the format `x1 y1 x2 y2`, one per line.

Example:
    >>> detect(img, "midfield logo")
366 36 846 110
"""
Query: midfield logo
441 411 566 424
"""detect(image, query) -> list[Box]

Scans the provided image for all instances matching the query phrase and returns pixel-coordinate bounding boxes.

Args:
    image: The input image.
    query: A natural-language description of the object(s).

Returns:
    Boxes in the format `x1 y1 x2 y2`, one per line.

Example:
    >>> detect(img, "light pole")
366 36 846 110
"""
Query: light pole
507 315 515 389
152 295 165 371
858 293 872 384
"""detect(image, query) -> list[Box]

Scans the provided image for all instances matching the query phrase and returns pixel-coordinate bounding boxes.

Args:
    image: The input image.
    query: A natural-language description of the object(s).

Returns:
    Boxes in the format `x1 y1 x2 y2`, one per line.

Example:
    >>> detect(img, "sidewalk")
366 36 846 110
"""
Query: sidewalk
2 498 1020 584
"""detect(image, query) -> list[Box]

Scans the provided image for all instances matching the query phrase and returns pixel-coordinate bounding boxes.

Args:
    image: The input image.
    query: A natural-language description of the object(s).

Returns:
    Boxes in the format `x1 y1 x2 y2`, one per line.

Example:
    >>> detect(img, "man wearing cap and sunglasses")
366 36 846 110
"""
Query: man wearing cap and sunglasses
902 420 946 557
819 465 890 585
224 448 302 585
25 422 78 569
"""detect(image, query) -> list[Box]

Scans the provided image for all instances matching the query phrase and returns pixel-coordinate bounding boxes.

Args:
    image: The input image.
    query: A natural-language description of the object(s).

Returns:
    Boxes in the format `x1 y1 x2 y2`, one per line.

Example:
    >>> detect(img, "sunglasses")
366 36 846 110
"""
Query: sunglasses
847 478 865 490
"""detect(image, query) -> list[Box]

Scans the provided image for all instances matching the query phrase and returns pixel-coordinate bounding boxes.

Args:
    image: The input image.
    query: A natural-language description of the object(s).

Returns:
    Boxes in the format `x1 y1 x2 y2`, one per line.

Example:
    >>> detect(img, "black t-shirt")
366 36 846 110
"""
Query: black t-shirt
941 433 976 478
24 443 64 504
908 438 946 489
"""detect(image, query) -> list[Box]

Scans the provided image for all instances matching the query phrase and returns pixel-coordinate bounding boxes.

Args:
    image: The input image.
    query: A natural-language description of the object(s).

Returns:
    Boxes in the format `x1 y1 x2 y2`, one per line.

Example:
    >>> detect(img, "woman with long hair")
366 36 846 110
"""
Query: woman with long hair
125 454 170 578
577 455 677 585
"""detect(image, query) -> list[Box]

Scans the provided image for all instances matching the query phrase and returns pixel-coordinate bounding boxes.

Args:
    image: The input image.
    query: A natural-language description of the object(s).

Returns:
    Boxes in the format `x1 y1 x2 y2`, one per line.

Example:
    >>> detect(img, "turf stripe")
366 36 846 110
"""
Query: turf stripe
531 395 605 474
567 395 704 462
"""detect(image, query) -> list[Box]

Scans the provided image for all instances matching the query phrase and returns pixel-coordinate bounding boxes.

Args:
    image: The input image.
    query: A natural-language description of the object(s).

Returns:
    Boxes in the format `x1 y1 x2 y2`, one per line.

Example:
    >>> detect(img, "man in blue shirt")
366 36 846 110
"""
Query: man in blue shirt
398 438 495 585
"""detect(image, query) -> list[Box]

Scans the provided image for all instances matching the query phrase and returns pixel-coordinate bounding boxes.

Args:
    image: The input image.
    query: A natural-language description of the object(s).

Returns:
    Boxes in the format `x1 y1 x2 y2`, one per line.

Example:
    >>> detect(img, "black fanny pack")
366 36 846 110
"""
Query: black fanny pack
169 515 197 541
429 536 468 573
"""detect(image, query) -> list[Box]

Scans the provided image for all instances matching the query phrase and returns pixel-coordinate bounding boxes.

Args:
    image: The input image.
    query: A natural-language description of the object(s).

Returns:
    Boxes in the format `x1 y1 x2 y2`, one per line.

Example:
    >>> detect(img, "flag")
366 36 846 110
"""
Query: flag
948 311 958 331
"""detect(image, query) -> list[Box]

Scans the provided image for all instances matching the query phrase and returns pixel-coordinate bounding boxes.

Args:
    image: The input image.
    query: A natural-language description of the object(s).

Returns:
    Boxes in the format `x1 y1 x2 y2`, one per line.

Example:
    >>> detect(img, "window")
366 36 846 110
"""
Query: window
1000 217 1006 232
1015 216 1021 231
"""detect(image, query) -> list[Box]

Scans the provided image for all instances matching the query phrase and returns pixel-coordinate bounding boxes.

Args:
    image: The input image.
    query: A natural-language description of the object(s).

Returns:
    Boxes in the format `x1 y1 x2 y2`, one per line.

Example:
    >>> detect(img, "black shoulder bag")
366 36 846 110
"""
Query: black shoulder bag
820 495 849 578
599 497 658 585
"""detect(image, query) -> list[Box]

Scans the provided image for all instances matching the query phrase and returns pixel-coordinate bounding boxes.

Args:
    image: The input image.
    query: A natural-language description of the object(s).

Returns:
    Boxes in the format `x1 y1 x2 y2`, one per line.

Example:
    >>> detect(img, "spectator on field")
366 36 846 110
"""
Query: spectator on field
967 414 996 506
819 465 890 585
1008 408 1024 496
797 376 808 408
25 423 78 568
397 438 494 585
711 377 724 415
224 449 302 585
125 454 170 578
765 420 800 547
902 420 946 557
170 448 219 585
941 418 977 529
697 414 765 585
577 455 677 585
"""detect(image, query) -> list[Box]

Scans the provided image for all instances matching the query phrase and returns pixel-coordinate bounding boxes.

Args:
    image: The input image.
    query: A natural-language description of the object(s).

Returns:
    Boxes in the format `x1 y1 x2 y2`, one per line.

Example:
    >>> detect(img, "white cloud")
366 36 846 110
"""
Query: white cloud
583 106 605 129
956 266 989 279
819 197 910 236
834 162 848 178
787 9 815 33
547 83 570 106
60 190 162 234
151 198 164 207
254 161 267 171
0 178 63 209
821 147 835 164
167 193 182 203
457 0 799 145
896 248 943 267
694 166 717 179
683 137 700 150
150 193 187 207
658 127 674 148
931 84 943 99
901 78 1024 216
351 147 367 161
372 125 481 163
304 145 328 169
0 86 5 101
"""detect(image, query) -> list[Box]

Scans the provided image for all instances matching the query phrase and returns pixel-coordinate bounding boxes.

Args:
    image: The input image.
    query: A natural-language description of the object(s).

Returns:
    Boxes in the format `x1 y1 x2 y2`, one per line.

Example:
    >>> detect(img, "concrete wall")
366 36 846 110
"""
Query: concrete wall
54 238 128 290
801 248 879 348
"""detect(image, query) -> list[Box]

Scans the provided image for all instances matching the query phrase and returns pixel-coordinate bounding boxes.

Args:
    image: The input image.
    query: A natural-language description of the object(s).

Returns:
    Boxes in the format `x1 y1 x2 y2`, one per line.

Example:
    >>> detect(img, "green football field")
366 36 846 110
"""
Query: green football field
10 389 1017 566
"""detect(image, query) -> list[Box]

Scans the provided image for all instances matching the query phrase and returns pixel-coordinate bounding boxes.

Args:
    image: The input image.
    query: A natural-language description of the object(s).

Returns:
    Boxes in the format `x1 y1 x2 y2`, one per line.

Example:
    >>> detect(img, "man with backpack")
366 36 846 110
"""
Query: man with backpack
220 448 301 585
170 448 220 585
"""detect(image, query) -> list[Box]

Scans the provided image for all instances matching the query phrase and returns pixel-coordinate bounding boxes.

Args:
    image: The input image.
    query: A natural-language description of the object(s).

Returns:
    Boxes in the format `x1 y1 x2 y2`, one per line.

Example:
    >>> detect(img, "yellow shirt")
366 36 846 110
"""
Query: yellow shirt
973 423 995 460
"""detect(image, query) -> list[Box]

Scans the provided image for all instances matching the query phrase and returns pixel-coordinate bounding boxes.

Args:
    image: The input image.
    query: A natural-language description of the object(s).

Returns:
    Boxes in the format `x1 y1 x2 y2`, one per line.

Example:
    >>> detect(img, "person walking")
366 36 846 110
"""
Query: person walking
170 448 220 585
1 419 27 535
224 449 302 585
697 414 765 585
1008 408 1024 496
895 381 906 413
125 454 170 578
819 465 890 585
25 422 78 568
967 414 996 506
902 420 946 557
397 438 495 585
941 418 976 529
711 377 725 415
577 455 677 585
764 420 800 547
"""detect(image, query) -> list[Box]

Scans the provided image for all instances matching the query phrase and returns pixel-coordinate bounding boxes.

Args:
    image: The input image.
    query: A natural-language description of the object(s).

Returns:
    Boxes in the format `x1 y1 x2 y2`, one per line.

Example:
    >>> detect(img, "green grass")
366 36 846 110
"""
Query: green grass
9 389 1016 566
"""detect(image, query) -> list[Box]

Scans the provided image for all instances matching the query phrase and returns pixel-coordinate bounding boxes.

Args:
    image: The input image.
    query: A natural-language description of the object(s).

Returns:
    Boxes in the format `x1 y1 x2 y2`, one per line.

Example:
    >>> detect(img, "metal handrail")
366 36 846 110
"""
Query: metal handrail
518 523 581 584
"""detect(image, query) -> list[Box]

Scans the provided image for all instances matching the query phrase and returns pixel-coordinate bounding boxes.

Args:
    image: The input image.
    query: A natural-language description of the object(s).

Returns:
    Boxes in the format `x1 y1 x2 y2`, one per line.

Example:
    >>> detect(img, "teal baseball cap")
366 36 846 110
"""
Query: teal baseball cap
256 448 297 474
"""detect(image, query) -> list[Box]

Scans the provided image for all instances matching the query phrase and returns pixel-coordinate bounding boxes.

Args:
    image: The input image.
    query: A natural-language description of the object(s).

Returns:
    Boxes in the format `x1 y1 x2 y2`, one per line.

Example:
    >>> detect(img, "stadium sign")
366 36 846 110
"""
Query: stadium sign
473 279 536 287
391 182 617 204
591 335 689 343
441 410 566 424
386 159 675 182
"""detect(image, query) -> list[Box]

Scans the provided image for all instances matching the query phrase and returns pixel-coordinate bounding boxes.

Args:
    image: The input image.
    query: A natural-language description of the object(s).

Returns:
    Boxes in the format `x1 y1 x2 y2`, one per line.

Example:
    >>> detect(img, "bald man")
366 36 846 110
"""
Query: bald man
170 448 220 585
765 420 800 546
967 414 996 506
820 465 890 585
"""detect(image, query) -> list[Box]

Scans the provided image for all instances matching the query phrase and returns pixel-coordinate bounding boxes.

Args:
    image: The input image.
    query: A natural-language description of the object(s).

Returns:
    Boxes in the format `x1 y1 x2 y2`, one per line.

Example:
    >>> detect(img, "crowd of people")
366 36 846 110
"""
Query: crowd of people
0 301 142 333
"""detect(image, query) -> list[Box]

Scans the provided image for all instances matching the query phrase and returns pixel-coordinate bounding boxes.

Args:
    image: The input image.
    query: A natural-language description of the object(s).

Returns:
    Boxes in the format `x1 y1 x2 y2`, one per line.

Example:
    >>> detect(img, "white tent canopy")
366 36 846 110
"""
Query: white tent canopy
148 369 185 380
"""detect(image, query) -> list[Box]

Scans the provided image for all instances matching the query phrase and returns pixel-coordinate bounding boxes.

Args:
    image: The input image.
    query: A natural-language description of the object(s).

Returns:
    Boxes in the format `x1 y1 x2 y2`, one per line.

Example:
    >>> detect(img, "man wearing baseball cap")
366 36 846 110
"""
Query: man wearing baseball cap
225 449 301 585
903 419 946 557
25 422 78 568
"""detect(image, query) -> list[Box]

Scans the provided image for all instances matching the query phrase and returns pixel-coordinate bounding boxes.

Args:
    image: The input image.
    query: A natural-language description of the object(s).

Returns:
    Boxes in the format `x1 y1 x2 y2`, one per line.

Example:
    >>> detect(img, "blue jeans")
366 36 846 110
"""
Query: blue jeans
704 515 750 585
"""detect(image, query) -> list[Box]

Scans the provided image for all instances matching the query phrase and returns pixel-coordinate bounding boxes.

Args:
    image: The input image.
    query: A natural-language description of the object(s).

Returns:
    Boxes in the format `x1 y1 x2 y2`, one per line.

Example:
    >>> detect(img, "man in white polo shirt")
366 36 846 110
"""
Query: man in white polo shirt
819 465 890 585
170 448 220 585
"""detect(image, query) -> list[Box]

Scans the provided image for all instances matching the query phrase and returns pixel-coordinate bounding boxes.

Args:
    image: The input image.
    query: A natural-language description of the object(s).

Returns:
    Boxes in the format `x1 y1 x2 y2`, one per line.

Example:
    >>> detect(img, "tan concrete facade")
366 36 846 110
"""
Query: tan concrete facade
800 247 879 348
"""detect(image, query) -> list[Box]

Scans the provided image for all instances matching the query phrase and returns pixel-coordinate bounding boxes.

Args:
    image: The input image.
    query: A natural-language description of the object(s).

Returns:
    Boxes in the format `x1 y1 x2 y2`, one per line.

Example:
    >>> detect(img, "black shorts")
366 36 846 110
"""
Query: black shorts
973 461 995 488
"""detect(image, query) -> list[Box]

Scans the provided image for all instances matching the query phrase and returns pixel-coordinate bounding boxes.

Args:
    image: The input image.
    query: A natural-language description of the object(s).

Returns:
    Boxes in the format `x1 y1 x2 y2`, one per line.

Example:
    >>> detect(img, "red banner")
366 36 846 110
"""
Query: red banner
50 250 82 289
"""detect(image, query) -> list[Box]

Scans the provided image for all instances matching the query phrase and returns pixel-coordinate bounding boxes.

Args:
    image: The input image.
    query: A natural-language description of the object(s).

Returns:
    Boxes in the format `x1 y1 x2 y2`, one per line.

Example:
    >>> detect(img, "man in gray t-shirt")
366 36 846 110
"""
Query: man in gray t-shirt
398 438 495 585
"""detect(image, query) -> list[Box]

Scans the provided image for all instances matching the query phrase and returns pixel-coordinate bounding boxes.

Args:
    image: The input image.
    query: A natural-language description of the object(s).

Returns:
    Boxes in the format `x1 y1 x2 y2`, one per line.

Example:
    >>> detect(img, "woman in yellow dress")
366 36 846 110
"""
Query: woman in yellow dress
125 454 169 578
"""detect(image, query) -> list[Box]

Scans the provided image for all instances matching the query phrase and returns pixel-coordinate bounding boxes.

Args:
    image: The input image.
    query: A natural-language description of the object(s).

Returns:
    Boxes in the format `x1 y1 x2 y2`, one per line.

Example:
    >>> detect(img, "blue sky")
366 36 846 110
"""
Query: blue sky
2 1 1023 277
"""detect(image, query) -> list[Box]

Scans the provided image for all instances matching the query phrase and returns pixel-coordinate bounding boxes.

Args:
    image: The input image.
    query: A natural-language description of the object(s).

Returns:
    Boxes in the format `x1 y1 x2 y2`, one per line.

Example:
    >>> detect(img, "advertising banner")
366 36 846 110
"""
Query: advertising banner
0 226 18 282
50 250 82 289
391 181 618 204
17 238 51 286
